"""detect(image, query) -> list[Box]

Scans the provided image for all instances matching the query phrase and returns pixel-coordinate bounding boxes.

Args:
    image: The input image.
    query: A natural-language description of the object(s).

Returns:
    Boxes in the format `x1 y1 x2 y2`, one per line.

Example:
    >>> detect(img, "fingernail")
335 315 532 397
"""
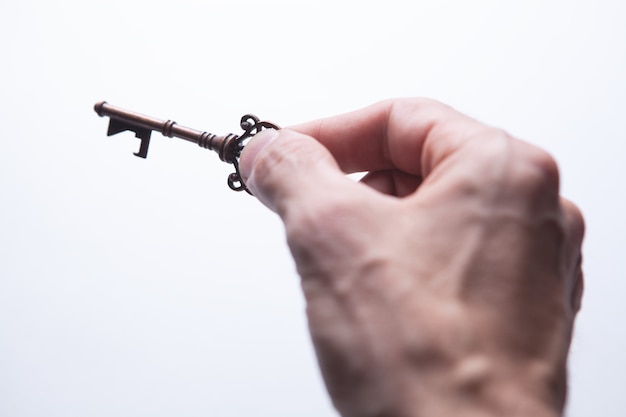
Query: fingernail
239 128 280 182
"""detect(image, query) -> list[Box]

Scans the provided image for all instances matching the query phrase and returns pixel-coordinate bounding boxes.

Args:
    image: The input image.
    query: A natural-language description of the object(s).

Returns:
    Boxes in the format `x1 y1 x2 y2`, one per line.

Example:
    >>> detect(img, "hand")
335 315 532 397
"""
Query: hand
239 98 584 417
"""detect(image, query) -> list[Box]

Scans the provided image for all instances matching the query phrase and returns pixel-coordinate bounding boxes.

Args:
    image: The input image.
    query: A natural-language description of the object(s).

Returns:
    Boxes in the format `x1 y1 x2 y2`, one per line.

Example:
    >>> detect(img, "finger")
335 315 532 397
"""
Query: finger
359 170 423 197
560 197 585 313
290 98 488 177
239 128 365 216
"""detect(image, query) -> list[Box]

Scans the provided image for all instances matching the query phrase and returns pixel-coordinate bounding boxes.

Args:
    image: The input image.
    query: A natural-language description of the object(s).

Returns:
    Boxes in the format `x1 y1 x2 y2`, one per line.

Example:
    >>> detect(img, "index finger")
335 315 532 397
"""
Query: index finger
290 98 487 176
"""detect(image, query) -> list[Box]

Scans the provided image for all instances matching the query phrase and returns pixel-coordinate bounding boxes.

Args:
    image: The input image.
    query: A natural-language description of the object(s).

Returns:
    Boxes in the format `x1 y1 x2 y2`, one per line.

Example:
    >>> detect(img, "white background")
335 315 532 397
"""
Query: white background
1 1 624 416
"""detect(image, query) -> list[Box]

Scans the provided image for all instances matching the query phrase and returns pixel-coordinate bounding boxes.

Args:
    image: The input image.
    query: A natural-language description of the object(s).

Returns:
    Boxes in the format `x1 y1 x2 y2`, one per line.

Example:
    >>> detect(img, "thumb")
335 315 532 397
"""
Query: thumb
239 128 352 215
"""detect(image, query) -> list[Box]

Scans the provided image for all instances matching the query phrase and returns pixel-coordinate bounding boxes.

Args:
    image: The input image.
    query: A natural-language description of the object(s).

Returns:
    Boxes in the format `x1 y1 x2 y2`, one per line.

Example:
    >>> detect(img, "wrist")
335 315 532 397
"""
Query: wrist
389 356 565 417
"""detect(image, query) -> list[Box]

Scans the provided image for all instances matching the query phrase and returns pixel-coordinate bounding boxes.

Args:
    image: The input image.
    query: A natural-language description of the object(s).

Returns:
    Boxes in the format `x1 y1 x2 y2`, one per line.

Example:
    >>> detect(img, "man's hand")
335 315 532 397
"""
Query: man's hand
239 98 584 417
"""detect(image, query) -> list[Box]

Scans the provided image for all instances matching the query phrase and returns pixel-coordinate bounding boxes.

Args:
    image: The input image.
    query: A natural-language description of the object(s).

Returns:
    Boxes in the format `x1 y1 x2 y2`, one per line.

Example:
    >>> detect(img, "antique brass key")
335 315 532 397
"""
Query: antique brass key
94 101 279 194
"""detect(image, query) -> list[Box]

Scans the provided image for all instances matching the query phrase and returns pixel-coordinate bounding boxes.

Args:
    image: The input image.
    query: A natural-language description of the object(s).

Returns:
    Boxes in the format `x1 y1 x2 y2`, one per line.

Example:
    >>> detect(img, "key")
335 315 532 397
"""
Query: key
94 101 279 194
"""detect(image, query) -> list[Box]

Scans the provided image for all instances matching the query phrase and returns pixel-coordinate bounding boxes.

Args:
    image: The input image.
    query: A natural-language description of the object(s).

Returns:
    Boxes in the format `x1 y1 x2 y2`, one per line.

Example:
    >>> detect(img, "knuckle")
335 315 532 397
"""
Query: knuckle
561 198 585 240
489 140 561 208
461 131 561 209
572 268 584 313
512 145 560 195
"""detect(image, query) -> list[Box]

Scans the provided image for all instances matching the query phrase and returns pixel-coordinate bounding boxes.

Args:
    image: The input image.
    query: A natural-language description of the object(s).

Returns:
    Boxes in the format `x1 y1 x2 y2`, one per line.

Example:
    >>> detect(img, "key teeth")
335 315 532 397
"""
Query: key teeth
133 134 150 158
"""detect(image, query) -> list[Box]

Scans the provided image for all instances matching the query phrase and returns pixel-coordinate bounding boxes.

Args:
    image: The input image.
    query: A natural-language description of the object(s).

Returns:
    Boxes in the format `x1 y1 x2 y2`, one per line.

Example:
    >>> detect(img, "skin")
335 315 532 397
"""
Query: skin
238 98 584 417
